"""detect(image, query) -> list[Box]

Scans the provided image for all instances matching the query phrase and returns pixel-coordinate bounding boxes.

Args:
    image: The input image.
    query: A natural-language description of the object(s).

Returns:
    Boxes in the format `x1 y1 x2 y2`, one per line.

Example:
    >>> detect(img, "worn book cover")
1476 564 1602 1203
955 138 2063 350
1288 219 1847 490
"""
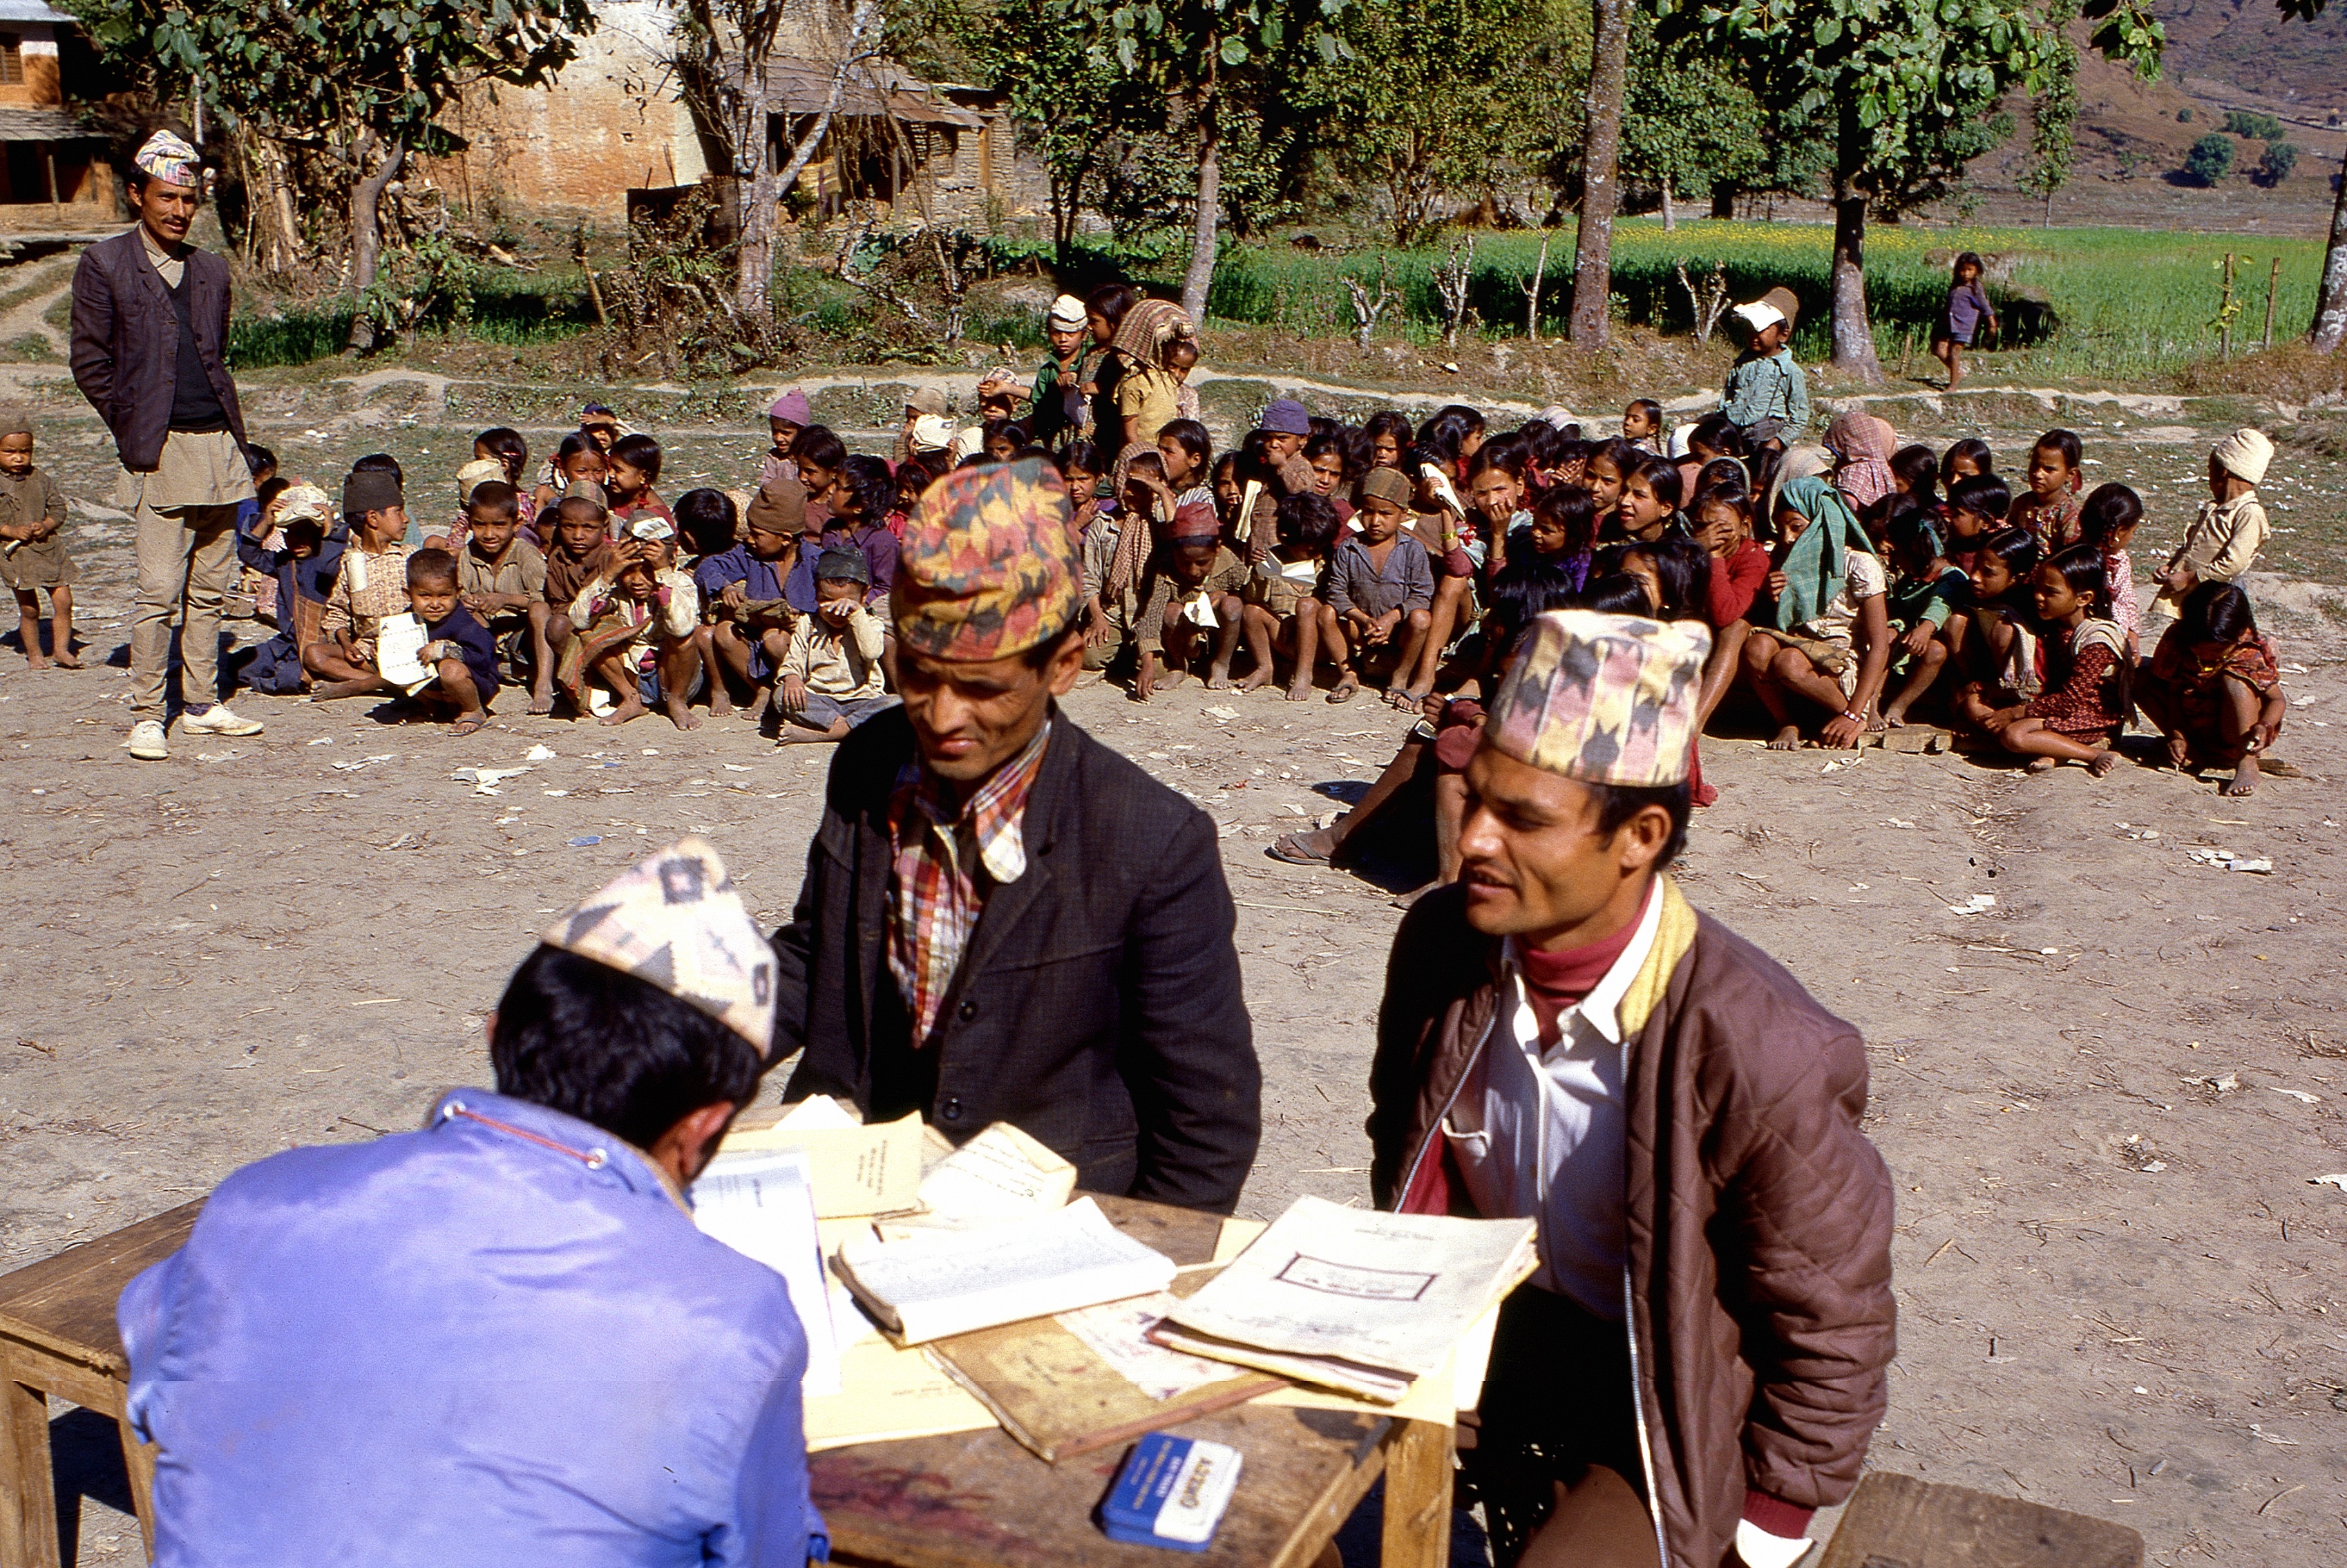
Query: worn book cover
925 1269 1280 1462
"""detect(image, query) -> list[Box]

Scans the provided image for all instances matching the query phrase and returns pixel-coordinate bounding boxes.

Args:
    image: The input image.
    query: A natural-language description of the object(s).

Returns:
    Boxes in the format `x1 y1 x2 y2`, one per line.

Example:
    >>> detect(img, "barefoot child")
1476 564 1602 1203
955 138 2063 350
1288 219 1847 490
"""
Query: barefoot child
2009 428 2083 551
1969 544 2126 777
777 549 891 743
1946 526 2040 705
695 477 804 720
399 548 499 735
561 538 704 731
1239 491 1344 700
2154 428 2272 615
305 469 413 698
1930 251 1998 389
2078 482 2143 653
1742 477 1890 750
1878 502 1966 727
1134 501 1248 699
0 412 75 667
2138 581 2287 797
1330 468 1434 705
455 482 553 714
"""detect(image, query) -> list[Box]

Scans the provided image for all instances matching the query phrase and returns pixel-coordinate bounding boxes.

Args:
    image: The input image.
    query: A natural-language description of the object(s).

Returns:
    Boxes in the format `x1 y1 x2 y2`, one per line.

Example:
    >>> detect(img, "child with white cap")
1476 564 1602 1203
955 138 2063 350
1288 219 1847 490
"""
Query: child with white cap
2154 427 2272 615
1718 287 1809 450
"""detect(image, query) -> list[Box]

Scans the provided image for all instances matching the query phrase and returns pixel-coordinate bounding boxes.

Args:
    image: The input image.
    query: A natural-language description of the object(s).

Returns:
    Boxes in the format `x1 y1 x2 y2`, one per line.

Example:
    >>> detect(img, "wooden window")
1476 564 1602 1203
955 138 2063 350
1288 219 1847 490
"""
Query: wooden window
0 37 21 86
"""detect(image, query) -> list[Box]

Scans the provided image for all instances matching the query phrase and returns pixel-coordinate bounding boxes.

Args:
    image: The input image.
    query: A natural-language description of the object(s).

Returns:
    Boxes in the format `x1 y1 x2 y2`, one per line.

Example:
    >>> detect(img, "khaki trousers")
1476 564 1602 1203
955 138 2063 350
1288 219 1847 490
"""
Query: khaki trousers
130 498 241 715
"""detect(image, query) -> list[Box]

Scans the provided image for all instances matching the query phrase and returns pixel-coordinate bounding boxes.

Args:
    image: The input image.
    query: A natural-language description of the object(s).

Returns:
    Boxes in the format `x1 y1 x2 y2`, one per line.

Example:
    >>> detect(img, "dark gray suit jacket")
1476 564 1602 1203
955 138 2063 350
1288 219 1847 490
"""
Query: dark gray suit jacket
69 227 248 472
775 706 1261 1212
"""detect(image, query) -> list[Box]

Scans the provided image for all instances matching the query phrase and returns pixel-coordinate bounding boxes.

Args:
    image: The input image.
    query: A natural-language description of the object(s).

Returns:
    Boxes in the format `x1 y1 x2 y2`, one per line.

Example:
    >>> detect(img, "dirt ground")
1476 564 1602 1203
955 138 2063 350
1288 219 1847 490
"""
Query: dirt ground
1 360 2344 1567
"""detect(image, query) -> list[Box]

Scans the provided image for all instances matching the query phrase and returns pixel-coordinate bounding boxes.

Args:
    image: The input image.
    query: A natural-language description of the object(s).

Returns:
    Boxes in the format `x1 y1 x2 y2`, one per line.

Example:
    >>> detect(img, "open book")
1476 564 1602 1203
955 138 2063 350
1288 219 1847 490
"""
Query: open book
835 1196 1175 1346
373 612 437 695
1151 1196 1537 1403
690 1147 844 1396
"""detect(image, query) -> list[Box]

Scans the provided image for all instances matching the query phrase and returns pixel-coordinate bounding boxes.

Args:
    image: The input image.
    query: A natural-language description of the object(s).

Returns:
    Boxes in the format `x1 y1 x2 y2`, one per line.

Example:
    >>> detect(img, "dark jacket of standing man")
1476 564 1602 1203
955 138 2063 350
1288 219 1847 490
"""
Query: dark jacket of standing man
774 458 1260 1212
70 128 263 762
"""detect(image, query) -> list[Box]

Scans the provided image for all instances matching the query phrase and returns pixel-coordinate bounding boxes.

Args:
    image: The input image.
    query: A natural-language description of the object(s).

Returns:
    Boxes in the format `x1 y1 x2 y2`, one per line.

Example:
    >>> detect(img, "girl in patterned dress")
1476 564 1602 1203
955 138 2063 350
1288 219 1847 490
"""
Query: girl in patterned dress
1972 542 2127 777
2137 580 2288 798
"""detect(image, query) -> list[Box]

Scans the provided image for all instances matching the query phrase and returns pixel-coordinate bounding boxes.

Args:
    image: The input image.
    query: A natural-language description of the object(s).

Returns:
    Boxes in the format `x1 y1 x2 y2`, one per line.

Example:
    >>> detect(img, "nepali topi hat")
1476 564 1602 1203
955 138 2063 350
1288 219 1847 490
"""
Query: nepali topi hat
1485 610 1712 787
893 456 1081 662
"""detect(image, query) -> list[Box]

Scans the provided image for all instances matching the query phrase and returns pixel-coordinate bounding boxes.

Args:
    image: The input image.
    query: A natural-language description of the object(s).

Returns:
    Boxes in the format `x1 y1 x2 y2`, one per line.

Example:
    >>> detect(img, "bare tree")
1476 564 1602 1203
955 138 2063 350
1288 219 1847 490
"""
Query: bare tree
1521 228 1552 342
1341 260 1400 350
1432 233 1476 350
1673 258 1731 345
678 0 881 318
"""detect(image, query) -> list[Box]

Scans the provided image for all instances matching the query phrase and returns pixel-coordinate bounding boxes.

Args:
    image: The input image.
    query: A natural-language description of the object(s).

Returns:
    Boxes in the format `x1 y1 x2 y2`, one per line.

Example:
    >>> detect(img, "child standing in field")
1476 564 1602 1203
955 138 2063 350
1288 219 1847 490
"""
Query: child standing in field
1964 543 2126 777
1932 251 1999 389
2155 428 2272 615
1720 290 1809 448
2137 581 2288 797
2009 428 2084 551
0 412 75 668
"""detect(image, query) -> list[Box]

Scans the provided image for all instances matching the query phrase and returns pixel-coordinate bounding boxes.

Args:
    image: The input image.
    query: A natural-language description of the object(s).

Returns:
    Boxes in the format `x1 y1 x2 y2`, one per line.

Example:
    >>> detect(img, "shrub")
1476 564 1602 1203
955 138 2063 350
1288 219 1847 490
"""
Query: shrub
2255 142 2300 187
2222 110 2284 142
2176 106 2192 123
2185 135 2235 186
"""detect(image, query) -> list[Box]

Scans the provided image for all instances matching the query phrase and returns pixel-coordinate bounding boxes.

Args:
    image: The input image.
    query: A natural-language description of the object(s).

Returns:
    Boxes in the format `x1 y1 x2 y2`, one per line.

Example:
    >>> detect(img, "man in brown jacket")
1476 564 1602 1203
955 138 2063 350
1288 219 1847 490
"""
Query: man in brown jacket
1367 610 1894 1568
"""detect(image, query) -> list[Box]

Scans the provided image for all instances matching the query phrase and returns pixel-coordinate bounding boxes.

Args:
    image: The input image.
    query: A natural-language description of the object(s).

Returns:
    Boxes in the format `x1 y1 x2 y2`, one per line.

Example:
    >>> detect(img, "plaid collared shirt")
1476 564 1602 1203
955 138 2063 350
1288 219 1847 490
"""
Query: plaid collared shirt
887 720 1052 1046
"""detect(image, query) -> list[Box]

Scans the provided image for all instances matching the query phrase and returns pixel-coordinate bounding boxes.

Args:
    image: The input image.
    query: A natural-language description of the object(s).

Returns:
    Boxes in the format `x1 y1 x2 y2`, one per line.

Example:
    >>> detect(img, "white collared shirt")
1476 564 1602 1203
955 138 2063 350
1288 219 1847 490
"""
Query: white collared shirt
1445 882 1664 1320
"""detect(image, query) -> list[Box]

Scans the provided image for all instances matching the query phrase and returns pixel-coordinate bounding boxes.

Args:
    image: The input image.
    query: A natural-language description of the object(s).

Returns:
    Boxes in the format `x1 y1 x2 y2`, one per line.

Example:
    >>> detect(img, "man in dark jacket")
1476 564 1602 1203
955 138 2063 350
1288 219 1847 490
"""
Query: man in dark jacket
1367 610 1894 1568
774 457 1260 1212
69 130 262 761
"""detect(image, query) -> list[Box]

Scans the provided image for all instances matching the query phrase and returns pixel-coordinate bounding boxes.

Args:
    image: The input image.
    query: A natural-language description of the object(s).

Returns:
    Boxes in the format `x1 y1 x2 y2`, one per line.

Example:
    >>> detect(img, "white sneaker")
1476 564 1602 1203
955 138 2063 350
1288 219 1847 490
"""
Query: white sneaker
125 720 169 760
184 705 265 736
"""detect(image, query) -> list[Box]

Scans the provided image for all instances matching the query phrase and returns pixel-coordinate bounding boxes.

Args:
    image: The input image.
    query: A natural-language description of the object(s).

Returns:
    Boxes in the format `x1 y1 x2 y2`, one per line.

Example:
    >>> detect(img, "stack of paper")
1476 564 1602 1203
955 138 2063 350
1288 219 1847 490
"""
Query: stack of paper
713 1102 927 1218
690 1147 843 1396
835 1196 1176 1345
1150 1196 1537 1404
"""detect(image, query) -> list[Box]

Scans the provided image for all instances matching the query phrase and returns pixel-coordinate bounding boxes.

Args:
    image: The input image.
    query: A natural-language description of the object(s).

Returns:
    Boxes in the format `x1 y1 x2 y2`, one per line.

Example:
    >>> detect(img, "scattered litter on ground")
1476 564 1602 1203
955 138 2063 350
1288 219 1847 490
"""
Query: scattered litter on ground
1205 705 1238 720
2269 1086 2321 1104
2186 848 2272 874
381 832 425 851
2120 1134 2167 1173
332 754 397 773
567 835 602 848
1947 894 1998 915
2310 1174 2347 1194
307 736 334 746
2185 1073 2239 1094
524 744 557 761
453 766 532 794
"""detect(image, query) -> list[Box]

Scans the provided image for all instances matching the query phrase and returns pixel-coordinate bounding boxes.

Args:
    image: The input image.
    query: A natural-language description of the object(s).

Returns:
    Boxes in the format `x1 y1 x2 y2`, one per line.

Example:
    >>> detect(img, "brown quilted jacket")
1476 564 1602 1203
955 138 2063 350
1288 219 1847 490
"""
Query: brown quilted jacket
1367 877 1895 1568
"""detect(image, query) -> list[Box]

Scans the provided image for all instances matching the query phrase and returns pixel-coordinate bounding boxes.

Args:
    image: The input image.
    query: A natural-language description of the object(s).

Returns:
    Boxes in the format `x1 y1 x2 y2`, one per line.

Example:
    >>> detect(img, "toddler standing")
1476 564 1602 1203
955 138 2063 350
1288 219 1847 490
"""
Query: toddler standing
0 410 75 667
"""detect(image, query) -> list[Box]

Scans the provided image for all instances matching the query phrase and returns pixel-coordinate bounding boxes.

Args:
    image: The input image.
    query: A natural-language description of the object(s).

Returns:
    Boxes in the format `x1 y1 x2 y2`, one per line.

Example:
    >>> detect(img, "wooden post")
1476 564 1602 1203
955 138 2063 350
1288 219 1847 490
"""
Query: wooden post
41 144 58 226
1379 1419 1452 1568
2220 251 2235 358
0 1367 63 1568
2263 256 2281 350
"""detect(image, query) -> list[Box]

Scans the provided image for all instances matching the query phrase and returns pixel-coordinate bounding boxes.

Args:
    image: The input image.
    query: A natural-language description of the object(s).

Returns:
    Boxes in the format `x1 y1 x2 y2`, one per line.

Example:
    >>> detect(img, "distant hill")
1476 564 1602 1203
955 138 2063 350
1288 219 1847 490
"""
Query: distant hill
2151 0 2347 124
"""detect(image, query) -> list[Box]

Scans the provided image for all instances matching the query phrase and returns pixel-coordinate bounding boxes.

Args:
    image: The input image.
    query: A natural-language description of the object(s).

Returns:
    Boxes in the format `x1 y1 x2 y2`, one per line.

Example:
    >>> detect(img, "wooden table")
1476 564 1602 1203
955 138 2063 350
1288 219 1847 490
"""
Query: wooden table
0 1201 199 1568
0 1195 1452 1568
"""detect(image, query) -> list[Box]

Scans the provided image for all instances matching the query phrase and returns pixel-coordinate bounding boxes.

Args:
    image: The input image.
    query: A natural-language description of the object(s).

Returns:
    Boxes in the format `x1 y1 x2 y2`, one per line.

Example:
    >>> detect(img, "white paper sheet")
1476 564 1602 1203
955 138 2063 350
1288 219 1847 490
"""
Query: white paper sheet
692 1147 843 1396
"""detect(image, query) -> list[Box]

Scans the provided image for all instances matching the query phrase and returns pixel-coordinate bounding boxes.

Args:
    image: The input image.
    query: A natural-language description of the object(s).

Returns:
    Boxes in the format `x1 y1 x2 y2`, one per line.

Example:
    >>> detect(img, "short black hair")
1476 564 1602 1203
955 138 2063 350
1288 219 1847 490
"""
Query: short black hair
1590 778 1692 872
1020 618 1085 671
609 432 662 484
246 443 278 478
792 426 847 472
491 945 766 1151
674 487 739 556
406 547 459 589
1948 472 2011 522
465 480 520 521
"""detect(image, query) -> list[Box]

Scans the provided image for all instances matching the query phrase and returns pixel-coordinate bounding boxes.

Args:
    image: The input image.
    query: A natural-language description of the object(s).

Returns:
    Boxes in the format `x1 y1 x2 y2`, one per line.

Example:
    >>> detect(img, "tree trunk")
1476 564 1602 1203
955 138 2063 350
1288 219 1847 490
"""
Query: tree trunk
734 75 777 319
343 133 405 355
2312 140 2347 353
1661 178 1676 232
1568 0 1632 345
1180 63 1221 323
1828 184 1883 383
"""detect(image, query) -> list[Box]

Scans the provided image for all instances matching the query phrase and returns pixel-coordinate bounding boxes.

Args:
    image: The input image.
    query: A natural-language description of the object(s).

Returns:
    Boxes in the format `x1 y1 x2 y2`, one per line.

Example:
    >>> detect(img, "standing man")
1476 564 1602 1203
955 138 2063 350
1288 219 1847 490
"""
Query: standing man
1369 611 1894 1568
70 130 263 761
773 458 1260 1212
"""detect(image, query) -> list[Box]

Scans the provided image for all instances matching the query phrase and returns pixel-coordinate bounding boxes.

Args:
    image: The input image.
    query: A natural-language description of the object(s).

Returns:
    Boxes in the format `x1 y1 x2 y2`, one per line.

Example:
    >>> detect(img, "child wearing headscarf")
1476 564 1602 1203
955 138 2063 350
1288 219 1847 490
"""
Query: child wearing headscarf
2155 428 2272 615
1741 477 1890 751
1825 411 1898 518
1109 299 1196 451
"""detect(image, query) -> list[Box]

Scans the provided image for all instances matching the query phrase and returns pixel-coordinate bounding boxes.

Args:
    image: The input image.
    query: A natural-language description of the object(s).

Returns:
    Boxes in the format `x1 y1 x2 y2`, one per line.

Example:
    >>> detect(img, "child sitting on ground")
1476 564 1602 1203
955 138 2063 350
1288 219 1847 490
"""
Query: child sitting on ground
1157 420 1215 511
1466 447 1530 574
560 535 703 731
1878 501 1968 728
2078 482 2143 653
1742 477 1890 751
1943 471 2011 573
694 478 803 721
1134 501 1248 699
2010 428 2084 551
0 410 75 668
1622 398 1665 452
2138 580 2288 797
1329 468 1435 706
1504 483 1598 593
1691 481 1767 772
399 548 500 736
1961 542 2126 777
1941 437 1994 486
2155 428 2272 615
236 484 340 696
1946 527 2040 706
455 481 553 715
533 433 607 517
605 433 673 533
777 548 891 743
1238 490 1344 701
824 454 899 608
1615 455 1688 544
307 469 414 699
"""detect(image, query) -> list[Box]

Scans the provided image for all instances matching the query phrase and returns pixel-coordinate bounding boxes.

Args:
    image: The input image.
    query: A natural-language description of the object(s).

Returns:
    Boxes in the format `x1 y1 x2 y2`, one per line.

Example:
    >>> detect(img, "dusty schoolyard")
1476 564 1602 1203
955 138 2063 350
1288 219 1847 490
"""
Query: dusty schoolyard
0 378 2344 1565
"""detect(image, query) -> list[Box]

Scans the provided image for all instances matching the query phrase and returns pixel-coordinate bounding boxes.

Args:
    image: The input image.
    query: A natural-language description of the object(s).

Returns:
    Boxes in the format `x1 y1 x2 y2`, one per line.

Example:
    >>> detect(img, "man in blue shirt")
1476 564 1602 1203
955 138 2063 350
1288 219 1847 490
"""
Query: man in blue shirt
118 838 826 1567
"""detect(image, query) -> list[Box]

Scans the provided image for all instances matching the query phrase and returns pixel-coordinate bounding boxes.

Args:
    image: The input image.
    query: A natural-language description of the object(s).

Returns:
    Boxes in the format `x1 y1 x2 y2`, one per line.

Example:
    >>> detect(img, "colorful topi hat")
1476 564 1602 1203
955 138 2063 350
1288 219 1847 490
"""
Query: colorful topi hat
893 457 1081 662
1484 610 1712 787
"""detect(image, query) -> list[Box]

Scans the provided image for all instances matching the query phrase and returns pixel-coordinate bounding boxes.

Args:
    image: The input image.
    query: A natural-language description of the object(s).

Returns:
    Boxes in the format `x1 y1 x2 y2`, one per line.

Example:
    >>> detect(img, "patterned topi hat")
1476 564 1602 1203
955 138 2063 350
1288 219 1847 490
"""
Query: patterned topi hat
135 130 202 189
542 836 776 1057
1485 611 1713 787
893 457 1081 662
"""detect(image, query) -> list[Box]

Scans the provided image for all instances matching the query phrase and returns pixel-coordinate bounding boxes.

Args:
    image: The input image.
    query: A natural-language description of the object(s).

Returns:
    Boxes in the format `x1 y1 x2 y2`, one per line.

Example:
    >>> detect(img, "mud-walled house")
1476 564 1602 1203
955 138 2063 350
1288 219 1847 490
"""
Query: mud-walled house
0 0 119 235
